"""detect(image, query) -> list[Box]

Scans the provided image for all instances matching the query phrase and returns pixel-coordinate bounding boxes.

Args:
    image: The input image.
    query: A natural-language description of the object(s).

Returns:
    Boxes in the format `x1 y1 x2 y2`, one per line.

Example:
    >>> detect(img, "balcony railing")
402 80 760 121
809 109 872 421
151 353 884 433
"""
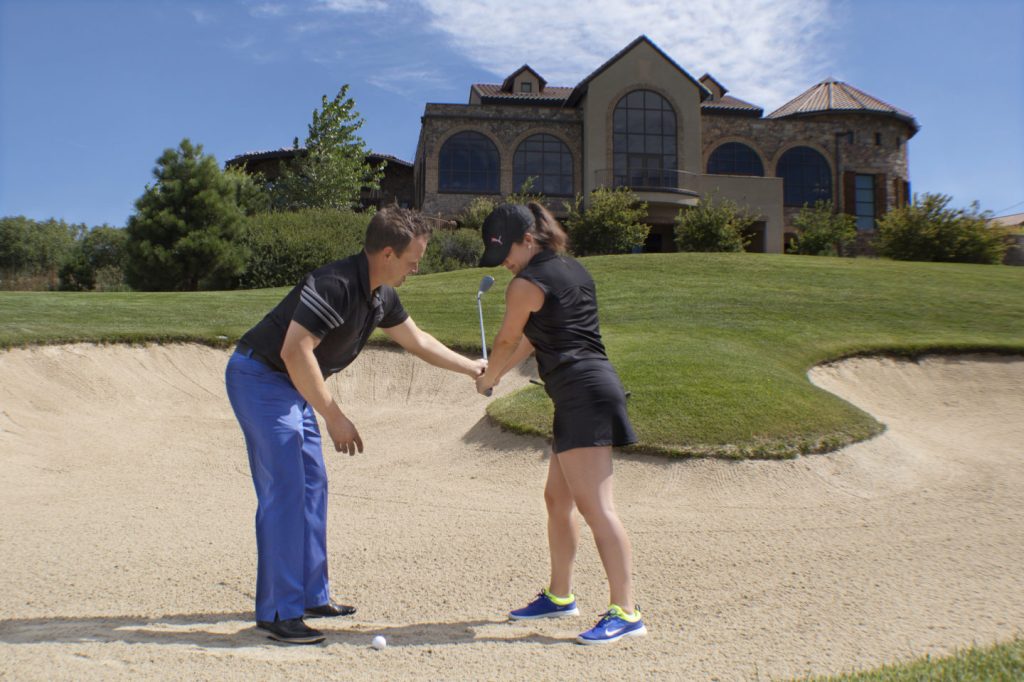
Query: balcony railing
594 168 699 196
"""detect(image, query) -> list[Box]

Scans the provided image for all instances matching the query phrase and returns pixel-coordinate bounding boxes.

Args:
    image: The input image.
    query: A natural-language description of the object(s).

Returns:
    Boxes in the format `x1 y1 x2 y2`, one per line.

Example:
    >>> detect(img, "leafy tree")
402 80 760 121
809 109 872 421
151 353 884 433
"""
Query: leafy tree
563 186 649 256
59 226 129 291
270 85 384 211
0 216 82 272
674 194 753 252
788 201 857 256
875 193 1008 264
125 138 249 291
0 216 82 289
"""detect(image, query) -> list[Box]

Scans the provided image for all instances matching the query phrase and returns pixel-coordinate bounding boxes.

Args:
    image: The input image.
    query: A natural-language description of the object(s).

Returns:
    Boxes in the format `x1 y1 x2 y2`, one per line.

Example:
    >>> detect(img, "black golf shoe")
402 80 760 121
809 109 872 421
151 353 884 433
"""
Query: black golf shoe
256 617 325 644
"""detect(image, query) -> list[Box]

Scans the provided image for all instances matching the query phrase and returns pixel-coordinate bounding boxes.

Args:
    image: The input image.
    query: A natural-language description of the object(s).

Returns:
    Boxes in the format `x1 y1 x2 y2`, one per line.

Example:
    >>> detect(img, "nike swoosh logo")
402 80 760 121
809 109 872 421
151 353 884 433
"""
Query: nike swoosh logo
604 626 628 637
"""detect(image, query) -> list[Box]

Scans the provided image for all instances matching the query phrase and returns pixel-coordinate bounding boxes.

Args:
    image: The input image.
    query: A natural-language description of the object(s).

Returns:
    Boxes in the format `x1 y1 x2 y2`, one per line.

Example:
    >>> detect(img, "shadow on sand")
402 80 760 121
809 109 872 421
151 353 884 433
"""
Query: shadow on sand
0 613 568 648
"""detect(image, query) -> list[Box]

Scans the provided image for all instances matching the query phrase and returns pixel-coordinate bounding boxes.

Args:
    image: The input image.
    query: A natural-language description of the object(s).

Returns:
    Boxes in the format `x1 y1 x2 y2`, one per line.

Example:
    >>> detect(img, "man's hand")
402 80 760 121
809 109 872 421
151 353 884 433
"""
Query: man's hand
324 409 363 455
476 373 498 396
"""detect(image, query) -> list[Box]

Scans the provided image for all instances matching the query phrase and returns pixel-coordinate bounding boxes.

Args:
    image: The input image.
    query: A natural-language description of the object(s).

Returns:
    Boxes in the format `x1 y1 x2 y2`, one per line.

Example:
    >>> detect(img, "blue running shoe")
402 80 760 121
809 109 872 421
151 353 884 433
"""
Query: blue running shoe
576 605 647 645
509 589 580 620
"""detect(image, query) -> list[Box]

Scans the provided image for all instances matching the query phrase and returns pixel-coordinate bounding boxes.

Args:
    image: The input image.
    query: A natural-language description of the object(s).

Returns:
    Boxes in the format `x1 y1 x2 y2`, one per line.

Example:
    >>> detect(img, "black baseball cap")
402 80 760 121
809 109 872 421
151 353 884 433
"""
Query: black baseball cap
479 204 535 267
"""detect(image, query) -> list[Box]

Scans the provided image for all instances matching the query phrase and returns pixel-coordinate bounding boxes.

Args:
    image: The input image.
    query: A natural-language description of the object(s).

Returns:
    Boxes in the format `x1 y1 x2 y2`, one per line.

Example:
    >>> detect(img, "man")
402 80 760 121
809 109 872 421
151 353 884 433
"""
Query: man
225 207 485 644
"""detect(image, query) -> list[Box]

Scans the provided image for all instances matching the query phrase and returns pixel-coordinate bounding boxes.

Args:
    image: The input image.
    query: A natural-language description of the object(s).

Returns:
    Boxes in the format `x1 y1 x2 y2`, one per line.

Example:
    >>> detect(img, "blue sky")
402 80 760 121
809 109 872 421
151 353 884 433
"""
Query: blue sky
1 0 1022 228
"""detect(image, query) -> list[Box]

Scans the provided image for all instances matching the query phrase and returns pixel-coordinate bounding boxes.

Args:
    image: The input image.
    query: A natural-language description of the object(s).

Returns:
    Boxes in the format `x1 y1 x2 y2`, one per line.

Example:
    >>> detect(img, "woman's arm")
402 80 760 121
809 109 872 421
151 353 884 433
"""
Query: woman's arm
476 278 544 394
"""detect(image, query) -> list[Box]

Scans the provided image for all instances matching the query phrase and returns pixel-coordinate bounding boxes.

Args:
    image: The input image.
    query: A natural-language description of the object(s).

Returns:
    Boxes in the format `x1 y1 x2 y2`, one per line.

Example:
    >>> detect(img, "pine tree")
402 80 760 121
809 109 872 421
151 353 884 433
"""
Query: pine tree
125 139 248 290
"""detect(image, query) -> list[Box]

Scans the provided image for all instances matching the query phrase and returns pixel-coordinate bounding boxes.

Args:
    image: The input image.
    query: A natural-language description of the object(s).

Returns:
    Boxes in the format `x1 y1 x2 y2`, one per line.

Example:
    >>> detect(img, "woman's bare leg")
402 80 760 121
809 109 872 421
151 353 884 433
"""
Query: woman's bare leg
555 446 634 612
545 451 579 598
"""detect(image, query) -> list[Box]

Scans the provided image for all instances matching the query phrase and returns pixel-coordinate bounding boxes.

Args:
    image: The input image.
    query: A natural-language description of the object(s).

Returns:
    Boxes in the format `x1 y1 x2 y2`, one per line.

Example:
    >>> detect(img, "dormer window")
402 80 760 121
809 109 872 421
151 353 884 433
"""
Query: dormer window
520 82 532 93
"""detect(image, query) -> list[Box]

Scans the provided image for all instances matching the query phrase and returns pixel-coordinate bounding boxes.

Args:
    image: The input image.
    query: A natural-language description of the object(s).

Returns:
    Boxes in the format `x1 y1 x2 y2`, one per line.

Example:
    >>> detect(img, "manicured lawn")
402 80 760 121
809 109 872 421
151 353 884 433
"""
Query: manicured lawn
1 252 1021 457
802 636 1024 681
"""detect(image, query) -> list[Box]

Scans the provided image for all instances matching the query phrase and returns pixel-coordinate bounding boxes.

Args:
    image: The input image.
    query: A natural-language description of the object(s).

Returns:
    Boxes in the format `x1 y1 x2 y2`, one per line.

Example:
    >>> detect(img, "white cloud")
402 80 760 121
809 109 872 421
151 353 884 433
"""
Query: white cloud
414 0 834 111
250 3 289 17
316 0 389 12
189 8 216 25
366 66 453 96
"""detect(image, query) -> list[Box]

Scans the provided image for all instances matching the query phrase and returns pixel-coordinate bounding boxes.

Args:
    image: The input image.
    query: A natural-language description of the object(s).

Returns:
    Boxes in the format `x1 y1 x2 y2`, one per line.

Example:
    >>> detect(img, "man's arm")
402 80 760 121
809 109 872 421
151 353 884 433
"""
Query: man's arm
381 318 486 378
280 320 363 455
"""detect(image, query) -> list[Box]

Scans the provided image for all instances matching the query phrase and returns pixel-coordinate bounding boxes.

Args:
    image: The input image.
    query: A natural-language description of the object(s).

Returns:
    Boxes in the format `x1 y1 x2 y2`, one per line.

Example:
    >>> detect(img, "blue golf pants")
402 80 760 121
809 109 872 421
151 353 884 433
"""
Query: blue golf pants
225 351 330 622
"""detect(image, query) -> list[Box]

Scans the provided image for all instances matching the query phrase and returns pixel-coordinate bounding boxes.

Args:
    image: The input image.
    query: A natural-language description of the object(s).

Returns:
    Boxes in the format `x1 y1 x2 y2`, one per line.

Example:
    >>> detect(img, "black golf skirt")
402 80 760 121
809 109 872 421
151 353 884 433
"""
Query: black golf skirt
542 358 637 454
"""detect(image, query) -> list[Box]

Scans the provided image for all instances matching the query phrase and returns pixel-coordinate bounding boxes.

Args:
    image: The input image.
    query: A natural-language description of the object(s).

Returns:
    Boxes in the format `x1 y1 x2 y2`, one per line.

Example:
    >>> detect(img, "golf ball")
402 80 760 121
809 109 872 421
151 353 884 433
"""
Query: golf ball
372 635 387 650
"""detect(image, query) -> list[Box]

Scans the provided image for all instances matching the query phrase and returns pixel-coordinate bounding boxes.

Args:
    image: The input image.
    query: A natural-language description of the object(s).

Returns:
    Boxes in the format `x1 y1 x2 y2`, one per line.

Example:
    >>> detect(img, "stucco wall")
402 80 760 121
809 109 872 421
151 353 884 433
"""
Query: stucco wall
579 40 705 198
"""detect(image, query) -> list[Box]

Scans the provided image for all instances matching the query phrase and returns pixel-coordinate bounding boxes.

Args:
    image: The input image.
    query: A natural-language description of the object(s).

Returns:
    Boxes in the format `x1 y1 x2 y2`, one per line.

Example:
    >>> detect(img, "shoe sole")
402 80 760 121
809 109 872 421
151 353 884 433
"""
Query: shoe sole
264 632 325 645
509 607 580 620
576 624 647 645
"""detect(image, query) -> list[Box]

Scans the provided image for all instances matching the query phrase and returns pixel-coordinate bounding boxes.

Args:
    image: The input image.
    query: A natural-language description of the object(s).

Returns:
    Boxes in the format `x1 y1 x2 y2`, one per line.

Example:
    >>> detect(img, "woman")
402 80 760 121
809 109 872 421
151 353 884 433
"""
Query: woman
475 202 645 645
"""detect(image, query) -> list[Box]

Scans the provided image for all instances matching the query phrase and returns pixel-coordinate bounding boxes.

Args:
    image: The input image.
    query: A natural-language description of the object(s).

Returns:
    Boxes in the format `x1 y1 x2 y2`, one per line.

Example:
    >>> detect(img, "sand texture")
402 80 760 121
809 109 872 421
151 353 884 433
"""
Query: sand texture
1 345 1022 680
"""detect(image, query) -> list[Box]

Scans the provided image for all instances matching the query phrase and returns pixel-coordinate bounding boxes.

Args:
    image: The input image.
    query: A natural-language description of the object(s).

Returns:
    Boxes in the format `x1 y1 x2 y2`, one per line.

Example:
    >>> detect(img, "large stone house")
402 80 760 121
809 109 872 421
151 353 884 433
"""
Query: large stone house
414 35 919 253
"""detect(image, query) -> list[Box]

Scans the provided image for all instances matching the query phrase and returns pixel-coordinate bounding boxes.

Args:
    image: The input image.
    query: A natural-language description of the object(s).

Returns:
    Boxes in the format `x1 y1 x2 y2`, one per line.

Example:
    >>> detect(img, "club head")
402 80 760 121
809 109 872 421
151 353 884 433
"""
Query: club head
477 275 495 296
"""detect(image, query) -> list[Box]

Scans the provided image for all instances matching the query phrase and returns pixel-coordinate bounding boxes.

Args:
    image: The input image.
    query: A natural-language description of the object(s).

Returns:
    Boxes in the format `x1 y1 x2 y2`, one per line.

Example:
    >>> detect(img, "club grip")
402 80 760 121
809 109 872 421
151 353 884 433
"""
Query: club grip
484 388 492 397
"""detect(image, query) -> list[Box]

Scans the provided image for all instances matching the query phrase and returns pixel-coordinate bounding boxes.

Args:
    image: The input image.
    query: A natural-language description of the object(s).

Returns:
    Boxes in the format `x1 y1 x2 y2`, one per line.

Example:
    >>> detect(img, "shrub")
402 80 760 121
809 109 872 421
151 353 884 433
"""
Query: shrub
420 228 483 274
674 194 753 252
788 201 857 256
875 193 1008 264
563 187 649 256
238 208 369 288
457 197 498 232
59 226 129 291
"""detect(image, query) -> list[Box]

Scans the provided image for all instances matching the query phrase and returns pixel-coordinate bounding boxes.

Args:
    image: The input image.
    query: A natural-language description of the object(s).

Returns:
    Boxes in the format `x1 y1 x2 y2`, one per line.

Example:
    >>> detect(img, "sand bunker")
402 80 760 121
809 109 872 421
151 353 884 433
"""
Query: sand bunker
0 345 1022 680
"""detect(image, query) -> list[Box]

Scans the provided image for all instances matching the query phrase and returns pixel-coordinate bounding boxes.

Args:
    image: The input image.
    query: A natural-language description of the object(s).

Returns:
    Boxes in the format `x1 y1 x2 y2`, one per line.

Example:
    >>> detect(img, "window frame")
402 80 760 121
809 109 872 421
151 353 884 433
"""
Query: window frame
512 133 574 197
612 89 677 190
707 141 764 177
437 131 501 195
776 146 832 207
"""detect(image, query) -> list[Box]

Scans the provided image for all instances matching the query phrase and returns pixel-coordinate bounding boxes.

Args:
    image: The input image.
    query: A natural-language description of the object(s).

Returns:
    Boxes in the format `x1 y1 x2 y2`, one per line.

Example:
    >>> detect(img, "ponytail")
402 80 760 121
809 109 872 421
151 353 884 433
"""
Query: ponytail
526 202 569 253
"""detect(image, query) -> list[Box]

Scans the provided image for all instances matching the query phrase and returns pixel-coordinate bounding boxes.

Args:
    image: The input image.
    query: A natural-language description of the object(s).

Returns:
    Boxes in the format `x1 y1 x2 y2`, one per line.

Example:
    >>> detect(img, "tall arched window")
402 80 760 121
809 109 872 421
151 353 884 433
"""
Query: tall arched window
513 134 573 196
612 90 677 189
707 142 764 176
776 146 831 206
438 131 499 193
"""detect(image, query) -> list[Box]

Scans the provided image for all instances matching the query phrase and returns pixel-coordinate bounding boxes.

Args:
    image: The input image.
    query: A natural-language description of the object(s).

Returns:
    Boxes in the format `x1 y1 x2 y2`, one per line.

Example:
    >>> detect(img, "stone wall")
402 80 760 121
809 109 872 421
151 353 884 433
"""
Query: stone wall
701 112 912 215
417 103 582 218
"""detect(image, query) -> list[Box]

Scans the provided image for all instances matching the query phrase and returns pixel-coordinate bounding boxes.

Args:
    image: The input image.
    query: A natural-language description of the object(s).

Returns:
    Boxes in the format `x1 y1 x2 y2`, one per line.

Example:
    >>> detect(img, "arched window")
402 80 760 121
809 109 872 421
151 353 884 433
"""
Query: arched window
513 134 573 196
438 131 499 193
707 142 764 176
612 90 677 189
776 146 832 206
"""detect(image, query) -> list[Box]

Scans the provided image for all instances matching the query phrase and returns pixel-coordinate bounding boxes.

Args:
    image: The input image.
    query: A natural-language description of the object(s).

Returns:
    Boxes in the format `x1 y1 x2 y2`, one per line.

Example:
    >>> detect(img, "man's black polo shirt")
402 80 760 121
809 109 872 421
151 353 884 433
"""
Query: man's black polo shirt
238 251 408 379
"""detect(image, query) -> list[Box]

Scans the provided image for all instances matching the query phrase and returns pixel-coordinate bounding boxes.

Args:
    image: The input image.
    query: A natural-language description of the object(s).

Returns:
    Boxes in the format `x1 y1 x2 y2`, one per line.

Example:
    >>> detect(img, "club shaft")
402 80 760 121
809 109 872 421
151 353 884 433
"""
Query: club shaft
477 296 487 361
477 295 491 396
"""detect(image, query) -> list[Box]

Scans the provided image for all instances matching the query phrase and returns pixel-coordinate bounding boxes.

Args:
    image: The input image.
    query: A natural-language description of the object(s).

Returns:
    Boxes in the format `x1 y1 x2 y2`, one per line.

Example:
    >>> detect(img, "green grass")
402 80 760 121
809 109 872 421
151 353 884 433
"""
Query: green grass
800 636 1024 681
1 253 1022 458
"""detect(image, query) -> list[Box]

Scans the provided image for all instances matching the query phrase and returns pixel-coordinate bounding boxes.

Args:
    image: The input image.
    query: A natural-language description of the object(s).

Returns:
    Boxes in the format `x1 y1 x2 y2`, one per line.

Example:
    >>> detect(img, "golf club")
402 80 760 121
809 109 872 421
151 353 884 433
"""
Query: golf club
476 275 495 396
